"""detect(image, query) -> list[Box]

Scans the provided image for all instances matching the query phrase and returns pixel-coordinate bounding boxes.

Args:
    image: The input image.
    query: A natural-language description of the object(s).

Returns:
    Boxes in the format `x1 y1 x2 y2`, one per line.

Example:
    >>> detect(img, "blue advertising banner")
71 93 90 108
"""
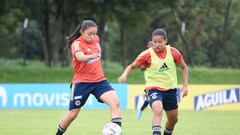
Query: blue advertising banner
194 88 240 110
0 83 128 110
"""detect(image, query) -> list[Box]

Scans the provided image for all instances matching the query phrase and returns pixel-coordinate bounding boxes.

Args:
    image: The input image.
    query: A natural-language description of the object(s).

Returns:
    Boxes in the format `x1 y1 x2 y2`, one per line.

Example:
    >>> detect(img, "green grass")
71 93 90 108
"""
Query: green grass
0 67 73 83
0 110 239 135
1 66 240 84
187 67 240 84
0 59 240 84
1 60 240 135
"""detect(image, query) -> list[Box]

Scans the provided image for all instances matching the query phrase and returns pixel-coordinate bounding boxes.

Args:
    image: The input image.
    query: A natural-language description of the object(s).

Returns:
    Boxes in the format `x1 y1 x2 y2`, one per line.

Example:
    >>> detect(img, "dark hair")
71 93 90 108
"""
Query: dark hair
152 28 167 39
66 20 97 47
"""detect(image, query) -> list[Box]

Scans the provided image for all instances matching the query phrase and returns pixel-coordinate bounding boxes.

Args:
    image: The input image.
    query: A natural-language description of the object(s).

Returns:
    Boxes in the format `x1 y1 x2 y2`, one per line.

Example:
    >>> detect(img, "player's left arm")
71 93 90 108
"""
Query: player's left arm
178 59 188 97
171 47 188 97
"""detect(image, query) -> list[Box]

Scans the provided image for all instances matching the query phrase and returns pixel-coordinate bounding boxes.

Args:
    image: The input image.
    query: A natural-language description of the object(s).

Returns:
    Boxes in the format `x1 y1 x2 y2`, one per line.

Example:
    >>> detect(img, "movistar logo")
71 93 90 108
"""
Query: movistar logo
0 87 7 107
159 63 169 72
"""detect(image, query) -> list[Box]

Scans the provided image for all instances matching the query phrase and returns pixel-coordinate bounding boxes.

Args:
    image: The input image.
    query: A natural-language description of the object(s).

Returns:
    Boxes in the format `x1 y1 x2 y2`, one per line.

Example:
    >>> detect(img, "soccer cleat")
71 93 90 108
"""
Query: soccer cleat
136 109 143 120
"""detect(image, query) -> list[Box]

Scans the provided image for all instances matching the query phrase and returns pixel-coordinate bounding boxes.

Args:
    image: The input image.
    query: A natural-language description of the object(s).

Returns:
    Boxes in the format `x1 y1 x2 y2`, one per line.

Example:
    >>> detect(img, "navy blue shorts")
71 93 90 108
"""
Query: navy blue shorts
147 88 178 111
69 80 114 110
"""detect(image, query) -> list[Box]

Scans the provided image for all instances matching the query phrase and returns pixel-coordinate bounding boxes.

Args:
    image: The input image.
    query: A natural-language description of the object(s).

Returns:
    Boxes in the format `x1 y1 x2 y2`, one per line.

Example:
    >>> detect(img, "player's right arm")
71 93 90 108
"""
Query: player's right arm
75 52 99 62
118 61 139 83
118 50 150 83
72 41 100 62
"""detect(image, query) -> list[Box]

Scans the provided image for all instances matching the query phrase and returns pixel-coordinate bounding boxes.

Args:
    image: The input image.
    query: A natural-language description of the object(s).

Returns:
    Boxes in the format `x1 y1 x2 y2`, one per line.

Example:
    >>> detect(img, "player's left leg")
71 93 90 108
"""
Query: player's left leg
92 80 122 127
100 90 122 126
164 109 178 135
162 88 179 135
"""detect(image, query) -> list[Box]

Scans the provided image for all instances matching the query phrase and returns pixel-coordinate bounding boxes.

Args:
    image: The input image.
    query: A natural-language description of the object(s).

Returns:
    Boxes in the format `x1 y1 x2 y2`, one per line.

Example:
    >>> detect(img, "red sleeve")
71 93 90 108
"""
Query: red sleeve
71 40 83 56
170 47 183 64
134 50 151 69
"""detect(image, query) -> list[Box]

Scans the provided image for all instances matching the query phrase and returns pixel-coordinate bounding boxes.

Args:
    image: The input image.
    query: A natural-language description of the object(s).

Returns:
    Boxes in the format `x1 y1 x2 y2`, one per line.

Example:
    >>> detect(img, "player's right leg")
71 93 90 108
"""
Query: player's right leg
56 109 80 135
151 100 163 135
148 90 164 135
55 83 91 135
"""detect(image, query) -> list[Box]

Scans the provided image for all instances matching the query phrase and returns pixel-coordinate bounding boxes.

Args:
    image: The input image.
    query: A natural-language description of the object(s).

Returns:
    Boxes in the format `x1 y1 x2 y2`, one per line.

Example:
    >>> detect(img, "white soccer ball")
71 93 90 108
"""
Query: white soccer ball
102 123 122 135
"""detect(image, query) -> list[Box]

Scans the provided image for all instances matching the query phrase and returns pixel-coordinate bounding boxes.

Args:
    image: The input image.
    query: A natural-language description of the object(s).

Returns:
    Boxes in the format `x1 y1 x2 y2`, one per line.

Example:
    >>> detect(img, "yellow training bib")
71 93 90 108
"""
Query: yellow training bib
144 45 177 89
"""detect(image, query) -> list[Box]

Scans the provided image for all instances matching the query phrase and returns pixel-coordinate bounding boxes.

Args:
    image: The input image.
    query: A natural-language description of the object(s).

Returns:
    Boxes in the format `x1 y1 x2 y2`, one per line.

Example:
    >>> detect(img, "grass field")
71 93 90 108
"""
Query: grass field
1 60 240 135
0 109 240 135
1 59 240 84
1 66 240 84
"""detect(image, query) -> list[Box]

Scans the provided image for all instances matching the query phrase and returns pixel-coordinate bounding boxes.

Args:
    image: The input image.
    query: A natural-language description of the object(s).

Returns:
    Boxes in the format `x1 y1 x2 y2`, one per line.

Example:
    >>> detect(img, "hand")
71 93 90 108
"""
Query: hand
181 86 188 98
118 74 127 83
90 53 100 59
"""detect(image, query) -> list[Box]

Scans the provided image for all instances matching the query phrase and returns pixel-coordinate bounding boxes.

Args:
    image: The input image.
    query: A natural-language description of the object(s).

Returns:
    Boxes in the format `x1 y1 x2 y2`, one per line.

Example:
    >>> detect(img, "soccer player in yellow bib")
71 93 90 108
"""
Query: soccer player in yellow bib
118 28 188 135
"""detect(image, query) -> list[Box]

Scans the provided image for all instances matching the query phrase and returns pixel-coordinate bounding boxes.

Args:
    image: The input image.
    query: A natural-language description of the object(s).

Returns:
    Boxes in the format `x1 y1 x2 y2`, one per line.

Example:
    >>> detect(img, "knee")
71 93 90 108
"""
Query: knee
67 110 79 120
151 101 163 116
113 100 120 108
110 100 120 109
174 117 179 124
154 108 163 116
152 105 163 116
170 116 178 124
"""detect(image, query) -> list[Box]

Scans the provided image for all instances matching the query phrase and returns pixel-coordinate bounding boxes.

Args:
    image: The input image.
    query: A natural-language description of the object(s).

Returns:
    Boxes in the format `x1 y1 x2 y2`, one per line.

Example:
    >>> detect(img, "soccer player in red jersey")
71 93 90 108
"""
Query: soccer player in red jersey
55 20 122 135
119 28 188 135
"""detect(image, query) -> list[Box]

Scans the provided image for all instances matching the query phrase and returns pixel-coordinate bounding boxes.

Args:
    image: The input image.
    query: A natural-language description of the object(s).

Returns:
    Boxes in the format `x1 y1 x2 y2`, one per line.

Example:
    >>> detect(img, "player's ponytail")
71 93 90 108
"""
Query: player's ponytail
66 20 97 48
66 23 82 48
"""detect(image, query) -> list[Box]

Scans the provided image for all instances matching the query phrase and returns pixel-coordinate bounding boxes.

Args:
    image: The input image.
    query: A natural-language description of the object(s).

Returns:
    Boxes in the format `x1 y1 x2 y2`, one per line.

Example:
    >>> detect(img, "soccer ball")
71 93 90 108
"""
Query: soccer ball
102 123 122 135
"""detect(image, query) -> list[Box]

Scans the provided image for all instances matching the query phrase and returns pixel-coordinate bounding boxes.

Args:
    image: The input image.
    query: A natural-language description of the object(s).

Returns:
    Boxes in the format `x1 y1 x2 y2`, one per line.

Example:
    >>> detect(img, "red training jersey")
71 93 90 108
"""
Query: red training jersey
71 36 105 84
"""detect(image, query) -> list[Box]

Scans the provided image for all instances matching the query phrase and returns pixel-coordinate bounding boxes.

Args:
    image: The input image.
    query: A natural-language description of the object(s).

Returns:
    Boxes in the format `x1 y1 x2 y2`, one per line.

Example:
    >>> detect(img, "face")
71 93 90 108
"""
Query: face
81 27 97 43
152 35 167 51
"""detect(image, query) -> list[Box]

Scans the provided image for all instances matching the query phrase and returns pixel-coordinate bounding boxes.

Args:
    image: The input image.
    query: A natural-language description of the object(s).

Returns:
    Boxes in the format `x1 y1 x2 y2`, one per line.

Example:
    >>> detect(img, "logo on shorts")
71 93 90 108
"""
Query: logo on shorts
75 100 81 106
74 95 82 100
151 95 157 99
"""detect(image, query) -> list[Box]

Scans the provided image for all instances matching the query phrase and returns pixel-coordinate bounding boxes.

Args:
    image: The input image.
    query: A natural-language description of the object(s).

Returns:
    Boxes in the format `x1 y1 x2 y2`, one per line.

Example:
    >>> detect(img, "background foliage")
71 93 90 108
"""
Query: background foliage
0 0 239 68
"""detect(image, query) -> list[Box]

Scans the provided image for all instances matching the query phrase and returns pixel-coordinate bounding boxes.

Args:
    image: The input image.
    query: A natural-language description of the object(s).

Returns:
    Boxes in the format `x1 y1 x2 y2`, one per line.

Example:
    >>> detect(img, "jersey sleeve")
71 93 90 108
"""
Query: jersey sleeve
170 47 183 64
71 40 83 56
134 50 151 69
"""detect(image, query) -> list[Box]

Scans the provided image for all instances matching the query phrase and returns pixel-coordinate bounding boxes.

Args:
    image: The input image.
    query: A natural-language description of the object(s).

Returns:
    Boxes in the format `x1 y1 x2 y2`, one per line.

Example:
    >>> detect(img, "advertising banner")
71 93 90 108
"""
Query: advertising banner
0 83 128 110
128 84 240 111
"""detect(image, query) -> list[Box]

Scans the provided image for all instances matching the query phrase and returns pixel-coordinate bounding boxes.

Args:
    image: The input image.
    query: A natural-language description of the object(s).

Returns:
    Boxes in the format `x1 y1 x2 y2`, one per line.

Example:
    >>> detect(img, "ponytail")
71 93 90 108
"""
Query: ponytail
66 23 82 48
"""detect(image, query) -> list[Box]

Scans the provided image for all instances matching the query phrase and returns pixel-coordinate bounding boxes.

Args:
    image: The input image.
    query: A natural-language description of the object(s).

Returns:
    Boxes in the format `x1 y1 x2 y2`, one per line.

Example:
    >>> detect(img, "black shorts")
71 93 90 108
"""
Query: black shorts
147 88 178 111
69 80 113 110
